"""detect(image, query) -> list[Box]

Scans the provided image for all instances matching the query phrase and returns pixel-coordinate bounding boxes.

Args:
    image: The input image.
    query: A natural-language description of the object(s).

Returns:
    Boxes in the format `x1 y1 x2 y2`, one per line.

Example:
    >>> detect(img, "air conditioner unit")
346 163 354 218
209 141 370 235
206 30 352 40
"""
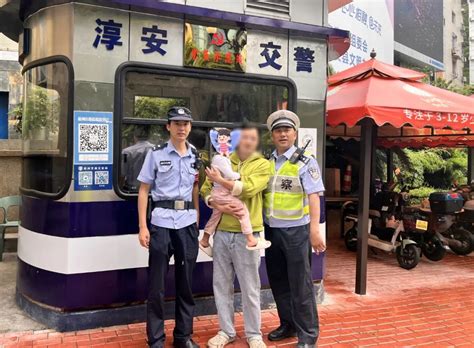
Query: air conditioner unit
452 47 462 59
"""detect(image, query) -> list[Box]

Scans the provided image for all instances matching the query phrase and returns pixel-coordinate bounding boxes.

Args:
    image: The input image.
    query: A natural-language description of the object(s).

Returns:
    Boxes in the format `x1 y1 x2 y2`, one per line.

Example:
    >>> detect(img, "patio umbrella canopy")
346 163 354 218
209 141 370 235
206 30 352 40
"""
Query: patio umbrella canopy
327 125 474 148
326 55 474 295
327 57 474 131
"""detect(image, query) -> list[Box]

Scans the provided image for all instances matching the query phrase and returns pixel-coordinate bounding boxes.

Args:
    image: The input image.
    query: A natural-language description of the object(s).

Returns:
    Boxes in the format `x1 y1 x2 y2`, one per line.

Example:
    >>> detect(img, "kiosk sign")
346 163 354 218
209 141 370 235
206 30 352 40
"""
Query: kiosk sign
73 111 113 191
184 23 247 72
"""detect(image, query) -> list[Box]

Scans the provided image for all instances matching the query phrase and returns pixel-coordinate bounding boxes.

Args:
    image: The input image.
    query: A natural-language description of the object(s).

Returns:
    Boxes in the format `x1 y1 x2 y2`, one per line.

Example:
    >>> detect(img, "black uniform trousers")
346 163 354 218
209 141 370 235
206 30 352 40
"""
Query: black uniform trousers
264 223 319 344
147 223 199 348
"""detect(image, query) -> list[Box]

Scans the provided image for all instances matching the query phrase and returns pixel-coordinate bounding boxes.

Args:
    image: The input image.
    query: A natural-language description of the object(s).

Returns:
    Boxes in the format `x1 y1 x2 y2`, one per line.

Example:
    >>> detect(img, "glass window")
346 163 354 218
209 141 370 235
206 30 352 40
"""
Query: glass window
21 62 70 195
118 68 293 194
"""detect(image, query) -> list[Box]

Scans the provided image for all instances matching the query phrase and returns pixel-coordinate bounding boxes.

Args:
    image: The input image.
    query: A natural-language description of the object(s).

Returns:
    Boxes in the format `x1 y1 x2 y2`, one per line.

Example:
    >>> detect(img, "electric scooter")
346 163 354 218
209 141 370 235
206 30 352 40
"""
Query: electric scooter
402 192 473 257
343 187 421 270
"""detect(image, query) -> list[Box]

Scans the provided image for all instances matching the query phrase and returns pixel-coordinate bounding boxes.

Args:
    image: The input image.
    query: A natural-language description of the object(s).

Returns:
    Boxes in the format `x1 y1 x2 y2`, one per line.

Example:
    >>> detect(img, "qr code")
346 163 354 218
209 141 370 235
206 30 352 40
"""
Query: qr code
79 171 93 185
79 124 108 153
95 171 109 185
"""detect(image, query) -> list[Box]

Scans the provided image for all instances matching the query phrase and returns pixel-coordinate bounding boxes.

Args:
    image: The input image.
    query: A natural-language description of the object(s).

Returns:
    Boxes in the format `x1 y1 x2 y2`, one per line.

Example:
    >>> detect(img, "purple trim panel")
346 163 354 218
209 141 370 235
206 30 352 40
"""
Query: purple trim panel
20 195 324 237
20 195 139 238
20 195 213 238
17 253 324 310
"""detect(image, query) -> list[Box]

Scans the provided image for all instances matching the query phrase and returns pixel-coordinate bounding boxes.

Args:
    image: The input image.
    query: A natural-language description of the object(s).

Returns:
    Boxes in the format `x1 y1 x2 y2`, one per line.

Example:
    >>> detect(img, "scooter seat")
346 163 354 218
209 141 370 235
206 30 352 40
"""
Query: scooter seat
403 206 420 213
463 200 474 211
419 207 432 214
369 210 381 218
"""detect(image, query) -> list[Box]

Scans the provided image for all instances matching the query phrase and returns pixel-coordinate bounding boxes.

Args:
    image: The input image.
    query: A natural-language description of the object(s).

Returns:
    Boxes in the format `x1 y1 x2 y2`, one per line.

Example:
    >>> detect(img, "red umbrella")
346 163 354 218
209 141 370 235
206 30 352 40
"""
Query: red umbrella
327 59 474 131
327 125 474 148
326 56 474 295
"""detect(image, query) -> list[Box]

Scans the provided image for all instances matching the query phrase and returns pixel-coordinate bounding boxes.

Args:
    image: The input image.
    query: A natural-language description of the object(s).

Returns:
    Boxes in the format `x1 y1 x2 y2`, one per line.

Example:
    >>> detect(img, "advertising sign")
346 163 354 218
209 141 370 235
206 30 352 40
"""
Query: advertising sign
184 23 247 72
73 111 113 191
328 0 394 72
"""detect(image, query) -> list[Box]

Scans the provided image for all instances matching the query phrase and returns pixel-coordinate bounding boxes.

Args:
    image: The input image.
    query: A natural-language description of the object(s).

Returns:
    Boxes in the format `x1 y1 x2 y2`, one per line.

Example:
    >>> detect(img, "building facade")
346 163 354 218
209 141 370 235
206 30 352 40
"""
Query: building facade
469 0 474 84
0 33 22 198
0 33 22 139
443 0 465 85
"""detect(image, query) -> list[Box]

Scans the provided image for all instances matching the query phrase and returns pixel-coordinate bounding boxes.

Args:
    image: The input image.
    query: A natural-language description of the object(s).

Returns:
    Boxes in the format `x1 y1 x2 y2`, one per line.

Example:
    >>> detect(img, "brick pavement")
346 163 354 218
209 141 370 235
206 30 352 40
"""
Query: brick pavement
1 239 474 348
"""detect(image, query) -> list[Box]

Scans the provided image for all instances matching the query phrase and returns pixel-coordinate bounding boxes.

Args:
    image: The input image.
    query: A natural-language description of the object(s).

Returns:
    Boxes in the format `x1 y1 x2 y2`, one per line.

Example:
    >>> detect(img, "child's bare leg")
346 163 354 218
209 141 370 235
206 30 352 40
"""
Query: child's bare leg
200 232 211 247
245 233 258 248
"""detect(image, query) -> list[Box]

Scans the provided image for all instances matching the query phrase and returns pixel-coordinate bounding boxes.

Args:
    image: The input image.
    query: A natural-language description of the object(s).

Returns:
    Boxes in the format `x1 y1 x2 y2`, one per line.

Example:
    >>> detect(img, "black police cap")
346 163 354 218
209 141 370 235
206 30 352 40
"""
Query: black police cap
167 106 193 122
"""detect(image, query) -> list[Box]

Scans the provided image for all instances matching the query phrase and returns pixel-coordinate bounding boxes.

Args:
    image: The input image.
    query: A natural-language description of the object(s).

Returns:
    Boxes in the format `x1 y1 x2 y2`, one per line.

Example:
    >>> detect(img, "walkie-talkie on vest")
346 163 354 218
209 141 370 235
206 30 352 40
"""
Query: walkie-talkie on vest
289 139 311 164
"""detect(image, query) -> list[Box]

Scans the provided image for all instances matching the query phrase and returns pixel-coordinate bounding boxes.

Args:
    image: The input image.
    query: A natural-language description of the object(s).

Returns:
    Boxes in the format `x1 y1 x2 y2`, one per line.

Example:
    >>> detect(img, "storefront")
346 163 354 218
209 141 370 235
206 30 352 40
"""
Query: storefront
2 0 349 330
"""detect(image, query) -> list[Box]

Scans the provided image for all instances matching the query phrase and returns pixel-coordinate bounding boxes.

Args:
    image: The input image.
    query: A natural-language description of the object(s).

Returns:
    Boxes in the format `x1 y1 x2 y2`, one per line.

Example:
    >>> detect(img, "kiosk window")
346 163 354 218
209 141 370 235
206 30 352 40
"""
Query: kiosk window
118 68 293 194
21 62 70 196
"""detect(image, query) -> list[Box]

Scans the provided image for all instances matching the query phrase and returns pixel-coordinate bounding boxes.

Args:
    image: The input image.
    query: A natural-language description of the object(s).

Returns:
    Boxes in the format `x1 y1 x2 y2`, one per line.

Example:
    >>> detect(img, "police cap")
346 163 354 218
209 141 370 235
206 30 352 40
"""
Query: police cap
167 106 193 122
266 110 300 131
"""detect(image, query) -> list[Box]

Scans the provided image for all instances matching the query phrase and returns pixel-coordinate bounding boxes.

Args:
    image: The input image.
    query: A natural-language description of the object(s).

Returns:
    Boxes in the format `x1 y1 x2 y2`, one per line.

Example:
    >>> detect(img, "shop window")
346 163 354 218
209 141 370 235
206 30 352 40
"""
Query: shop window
116 66 294 195
21 59 72 197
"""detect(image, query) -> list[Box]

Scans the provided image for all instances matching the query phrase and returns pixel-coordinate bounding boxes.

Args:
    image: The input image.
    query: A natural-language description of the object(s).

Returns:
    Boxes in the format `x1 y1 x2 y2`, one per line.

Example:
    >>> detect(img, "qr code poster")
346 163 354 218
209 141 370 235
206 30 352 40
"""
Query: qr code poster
74 164 112 191
74 111 113 164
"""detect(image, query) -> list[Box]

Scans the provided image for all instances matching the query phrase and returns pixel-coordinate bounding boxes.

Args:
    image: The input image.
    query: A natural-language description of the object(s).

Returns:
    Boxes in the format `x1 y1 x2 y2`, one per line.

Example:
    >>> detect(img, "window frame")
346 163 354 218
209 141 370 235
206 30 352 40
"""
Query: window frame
20 55 74 200
113 62 297 199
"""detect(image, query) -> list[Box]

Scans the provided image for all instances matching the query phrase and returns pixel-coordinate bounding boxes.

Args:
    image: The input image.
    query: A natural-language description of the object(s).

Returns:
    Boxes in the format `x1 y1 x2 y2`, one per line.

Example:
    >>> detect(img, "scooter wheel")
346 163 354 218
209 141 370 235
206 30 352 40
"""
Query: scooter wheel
344 227 358 252
396 244 420 270
449 228 474 256
421 237 446 261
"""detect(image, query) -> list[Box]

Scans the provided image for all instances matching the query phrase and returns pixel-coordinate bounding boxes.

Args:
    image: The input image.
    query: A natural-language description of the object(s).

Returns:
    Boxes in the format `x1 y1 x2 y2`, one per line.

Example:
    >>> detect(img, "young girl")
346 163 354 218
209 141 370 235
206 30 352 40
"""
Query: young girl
199 128 271 257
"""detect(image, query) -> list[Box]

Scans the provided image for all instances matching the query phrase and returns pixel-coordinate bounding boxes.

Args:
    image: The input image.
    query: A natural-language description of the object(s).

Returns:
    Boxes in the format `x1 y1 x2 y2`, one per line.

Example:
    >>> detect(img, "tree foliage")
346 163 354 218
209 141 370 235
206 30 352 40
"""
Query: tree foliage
393 148 467 189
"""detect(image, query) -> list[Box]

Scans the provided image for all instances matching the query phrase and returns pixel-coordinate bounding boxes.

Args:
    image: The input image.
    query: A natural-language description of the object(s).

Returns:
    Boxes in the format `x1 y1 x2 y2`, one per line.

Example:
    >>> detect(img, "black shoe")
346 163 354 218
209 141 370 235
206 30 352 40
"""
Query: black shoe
296 343 315 348
173 339 199 348
268 325 297 341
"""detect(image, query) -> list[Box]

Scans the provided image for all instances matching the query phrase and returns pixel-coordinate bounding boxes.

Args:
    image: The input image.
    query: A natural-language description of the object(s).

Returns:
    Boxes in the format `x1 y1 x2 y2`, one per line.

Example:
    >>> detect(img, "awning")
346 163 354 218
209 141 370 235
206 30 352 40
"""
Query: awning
327 125 474 148
326 56 474 295
327 58 474 131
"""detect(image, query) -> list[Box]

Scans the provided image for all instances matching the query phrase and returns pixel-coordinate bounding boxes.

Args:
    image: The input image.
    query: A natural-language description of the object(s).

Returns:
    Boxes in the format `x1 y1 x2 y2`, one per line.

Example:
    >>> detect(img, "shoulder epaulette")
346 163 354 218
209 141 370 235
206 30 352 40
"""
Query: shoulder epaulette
299 153 310 165
152 143 167 151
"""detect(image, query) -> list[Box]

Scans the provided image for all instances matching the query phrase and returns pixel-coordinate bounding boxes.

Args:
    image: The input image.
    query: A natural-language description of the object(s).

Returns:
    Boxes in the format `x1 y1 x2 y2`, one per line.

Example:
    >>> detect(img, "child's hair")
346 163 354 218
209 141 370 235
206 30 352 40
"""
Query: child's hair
217 128 231 137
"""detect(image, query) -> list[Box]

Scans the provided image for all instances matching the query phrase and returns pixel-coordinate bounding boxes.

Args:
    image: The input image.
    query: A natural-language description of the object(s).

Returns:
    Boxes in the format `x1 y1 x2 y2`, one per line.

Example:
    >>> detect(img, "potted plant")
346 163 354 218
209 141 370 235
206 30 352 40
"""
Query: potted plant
22 86 59 140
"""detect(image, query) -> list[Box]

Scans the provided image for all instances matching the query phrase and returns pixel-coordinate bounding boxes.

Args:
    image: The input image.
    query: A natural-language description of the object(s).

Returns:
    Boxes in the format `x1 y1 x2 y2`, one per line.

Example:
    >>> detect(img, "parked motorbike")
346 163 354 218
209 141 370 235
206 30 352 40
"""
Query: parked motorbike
402 191 473 257
343 188 421 270
453 183 474 244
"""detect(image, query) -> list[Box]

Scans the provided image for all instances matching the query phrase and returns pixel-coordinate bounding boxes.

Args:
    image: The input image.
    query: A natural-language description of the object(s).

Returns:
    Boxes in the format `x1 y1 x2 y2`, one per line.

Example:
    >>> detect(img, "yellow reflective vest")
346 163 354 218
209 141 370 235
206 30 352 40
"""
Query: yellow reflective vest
264 158 309 220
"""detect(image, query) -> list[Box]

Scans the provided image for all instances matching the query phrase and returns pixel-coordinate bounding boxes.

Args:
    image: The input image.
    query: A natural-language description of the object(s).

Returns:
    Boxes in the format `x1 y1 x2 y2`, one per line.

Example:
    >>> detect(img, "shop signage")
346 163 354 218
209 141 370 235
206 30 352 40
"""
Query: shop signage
184 23 247 72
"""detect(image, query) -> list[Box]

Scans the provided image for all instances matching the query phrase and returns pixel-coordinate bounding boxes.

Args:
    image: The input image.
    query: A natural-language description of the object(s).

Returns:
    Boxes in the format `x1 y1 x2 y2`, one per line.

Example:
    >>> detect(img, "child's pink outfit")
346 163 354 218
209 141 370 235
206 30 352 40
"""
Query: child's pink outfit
204 154 252 236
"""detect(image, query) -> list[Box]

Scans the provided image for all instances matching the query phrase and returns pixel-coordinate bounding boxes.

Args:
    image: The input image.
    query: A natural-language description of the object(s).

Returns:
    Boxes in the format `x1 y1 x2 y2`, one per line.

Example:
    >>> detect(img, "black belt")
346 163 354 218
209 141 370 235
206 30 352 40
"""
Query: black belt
152 200 194 210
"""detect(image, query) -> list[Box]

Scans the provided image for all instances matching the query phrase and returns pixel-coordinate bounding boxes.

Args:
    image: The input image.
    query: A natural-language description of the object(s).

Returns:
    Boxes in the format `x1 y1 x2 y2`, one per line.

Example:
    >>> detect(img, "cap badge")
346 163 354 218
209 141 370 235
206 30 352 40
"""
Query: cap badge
178 108 185 115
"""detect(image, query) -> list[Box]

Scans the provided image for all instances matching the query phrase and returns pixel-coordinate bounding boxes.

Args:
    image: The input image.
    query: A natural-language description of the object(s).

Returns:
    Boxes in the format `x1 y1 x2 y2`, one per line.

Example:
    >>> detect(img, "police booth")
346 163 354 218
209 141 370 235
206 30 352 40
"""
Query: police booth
10 0 349 330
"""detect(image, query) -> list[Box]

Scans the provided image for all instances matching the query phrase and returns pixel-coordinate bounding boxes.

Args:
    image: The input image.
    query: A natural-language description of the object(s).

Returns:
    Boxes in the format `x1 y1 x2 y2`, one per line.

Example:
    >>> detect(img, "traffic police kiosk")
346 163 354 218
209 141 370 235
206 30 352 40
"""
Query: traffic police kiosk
0 0 349 330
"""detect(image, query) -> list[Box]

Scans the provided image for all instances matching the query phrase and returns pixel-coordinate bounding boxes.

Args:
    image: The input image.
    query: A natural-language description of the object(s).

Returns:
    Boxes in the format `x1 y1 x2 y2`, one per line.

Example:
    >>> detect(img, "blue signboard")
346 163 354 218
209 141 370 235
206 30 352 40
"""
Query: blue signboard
73 111 113 191
74 164 113 191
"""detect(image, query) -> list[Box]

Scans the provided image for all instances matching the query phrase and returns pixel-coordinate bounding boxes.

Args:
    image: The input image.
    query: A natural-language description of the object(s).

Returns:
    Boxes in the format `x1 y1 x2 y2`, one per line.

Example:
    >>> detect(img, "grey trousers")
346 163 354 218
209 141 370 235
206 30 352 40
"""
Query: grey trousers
213 231 262 340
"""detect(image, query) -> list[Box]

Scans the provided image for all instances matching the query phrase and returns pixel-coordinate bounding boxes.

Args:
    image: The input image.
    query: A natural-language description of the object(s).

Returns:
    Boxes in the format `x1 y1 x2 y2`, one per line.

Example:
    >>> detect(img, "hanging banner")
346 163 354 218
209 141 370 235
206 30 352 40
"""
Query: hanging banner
184 23 247 72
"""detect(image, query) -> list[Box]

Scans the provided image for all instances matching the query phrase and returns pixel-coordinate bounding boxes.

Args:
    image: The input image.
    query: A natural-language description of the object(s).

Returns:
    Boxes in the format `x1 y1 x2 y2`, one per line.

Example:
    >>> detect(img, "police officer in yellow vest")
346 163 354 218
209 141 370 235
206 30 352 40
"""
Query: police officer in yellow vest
263 110 326 348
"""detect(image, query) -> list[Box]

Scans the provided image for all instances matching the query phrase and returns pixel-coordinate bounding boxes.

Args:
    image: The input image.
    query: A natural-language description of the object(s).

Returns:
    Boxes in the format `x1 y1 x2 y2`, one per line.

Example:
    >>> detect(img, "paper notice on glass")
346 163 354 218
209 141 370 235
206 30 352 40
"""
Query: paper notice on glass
298 128 317 158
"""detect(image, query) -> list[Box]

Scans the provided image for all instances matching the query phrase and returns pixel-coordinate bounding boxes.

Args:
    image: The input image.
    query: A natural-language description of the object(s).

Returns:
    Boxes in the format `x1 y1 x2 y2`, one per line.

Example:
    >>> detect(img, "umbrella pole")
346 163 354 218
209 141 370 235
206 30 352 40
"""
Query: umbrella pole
468 147 474 184
356 119 374 295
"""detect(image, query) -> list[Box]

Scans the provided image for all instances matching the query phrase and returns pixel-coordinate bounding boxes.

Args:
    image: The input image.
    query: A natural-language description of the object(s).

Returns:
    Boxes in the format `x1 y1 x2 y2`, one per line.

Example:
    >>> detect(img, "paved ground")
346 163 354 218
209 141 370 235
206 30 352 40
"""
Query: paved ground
0 253 46 333
1 238 474 347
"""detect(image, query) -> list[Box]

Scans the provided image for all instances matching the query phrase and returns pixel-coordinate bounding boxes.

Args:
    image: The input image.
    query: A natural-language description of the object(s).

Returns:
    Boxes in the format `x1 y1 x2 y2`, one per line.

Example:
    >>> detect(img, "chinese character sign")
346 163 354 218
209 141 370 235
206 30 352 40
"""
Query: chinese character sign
328 0 394 72
293 47 315 73
130 14 183 66
93 18 123 50
289 37 326 100
184 24 247 72
258 42 283 70
141 25 168 55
